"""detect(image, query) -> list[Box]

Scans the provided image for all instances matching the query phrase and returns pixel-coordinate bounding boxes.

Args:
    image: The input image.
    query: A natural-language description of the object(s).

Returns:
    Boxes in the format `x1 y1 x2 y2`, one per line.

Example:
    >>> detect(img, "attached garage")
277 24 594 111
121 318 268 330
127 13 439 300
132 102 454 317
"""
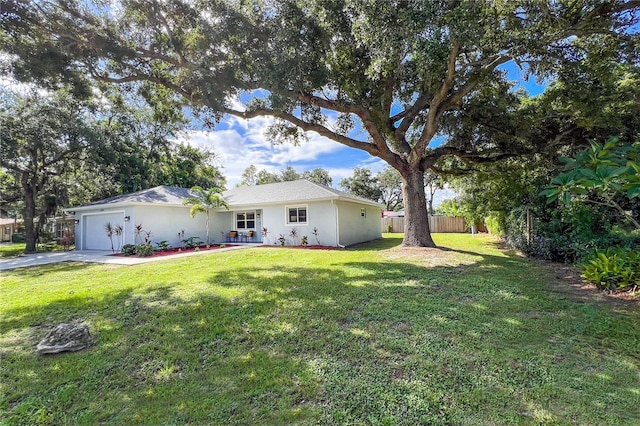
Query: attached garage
82 212 125 250
66 187 207 252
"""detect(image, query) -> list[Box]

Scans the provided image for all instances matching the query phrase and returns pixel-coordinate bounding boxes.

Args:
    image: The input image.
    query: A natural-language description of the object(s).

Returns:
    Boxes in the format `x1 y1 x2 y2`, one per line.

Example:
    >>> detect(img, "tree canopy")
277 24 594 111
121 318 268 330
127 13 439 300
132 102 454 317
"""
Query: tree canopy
3 0 638 246
0 85 226 251
239 165 332 186
0 89 98 252
340 167 383 203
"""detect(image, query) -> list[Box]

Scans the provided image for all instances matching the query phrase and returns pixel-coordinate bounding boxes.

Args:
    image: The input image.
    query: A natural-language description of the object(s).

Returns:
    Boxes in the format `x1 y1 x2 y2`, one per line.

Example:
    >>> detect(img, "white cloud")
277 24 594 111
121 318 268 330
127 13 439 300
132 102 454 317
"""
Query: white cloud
432 186 457 209
178 114 347 187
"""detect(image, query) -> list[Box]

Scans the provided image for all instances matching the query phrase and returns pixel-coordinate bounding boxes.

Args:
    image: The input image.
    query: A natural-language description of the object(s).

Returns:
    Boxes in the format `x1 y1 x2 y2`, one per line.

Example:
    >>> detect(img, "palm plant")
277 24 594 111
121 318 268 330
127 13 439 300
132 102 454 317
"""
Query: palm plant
104 222 114 253
182 186 229 246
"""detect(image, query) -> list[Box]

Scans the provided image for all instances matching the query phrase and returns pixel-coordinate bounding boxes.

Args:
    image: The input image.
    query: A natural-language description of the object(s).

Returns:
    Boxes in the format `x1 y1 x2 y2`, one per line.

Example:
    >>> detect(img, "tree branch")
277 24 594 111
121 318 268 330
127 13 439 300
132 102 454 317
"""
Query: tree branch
423 145 526 170
391 91 432 152
286 90 397 161
88 69 195 100
411 39 461 164
227 108 381 157
287 91 359 114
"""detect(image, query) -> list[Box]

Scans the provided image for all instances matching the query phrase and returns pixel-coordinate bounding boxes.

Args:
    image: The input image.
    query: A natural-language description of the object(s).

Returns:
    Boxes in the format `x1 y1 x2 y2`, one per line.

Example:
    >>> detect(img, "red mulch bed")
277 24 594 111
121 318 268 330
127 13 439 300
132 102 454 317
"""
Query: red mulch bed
111 245 236 258
259 245 336 250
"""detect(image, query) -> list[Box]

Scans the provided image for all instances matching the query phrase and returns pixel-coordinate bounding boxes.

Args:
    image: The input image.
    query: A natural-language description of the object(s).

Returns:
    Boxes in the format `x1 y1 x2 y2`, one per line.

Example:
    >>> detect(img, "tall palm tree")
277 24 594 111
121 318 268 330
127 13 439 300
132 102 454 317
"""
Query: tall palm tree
182 186 229 246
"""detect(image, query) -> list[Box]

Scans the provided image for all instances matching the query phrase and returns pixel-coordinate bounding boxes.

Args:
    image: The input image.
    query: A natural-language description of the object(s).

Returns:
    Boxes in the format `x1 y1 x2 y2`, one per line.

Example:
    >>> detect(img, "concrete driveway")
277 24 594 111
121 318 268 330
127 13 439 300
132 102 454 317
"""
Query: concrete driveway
0 246 252 271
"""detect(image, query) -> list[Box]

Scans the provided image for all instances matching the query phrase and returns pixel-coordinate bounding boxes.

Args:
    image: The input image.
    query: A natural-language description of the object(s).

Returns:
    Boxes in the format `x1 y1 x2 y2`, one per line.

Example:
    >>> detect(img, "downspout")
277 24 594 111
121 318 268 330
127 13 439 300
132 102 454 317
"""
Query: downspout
332 199 343 248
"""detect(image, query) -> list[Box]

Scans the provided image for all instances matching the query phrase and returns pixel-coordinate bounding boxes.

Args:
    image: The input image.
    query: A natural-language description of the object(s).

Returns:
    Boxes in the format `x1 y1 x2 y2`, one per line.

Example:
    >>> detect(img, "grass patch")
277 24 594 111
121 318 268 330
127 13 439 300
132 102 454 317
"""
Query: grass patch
1 234 639 425
0 243 26 258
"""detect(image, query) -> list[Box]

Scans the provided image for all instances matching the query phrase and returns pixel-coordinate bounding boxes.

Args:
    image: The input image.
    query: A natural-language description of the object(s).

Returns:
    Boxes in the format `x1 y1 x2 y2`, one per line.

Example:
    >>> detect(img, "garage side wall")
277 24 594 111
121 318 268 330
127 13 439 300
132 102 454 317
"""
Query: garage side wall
337 201 382 246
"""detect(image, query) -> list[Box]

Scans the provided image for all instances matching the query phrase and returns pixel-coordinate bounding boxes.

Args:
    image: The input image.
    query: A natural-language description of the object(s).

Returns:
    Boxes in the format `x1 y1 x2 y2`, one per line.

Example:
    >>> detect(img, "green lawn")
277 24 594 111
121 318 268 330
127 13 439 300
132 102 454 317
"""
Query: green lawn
0 243 75 258
0 243 26 258
1 234 638 425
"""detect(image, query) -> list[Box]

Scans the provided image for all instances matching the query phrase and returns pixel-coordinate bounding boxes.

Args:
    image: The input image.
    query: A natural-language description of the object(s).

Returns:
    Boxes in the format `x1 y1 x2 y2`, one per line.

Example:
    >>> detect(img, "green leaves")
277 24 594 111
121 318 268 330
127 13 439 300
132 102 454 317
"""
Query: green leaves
580 247 640 291
541 137 640 229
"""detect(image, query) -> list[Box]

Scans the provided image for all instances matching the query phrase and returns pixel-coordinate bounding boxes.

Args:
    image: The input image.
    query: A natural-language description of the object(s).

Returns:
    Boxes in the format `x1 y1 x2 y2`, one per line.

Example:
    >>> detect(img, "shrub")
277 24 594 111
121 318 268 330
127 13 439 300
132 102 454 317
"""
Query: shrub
121 244 137 256
155 240 171 251
37 242 57 252
485 214 504 236
581 247 640 292
182 237 203 249
503 203 640 263
135 243 154 257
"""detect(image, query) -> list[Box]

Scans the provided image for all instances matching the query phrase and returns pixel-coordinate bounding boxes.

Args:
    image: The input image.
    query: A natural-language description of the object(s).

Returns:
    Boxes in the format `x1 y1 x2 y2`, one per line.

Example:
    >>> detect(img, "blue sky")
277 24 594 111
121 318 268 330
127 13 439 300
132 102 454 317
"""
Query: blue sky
180 61 547 205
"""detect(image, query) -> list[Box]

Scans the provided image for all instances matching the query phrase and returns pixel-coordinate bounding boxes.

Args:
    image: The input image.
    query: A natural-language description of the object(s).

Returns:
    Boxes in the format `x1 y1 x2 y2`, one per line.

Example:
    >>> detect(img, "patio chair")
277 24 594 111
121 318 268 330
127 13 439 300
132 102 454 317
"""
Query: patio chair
246 230 254 242
227 231 238 242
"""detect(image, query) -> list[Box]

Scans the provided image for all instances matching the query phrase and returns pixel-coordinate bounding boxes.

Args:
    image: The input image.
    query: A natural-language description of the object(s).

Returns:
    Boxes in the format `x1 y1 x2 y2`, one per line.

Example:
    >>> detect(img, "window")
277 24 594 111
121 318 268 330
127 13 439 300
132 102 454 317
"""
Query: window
236 211 255 229
361 208 366 217
287 206 307 224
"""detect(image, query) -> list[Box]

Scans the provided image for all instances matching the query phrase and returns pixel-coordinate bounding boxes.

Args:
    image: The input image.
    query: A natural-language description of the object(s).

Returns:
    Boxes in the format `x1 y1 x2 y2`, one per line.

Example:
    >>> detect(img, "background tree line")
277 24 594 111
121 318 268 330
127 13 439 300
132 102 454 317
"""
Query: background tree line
0 86 225 252
3 0 637 247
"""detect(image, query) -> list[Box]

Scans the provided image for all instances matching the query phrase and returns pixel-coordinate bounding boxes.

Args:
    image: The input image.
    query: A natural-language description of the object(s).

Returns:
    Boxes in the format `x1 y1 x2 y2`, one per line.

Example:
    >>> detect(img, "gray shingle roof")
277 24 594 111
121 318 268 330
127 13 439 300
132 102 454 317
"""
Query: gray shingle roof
222 180 381 207
71 181 382 210
79 186 192 207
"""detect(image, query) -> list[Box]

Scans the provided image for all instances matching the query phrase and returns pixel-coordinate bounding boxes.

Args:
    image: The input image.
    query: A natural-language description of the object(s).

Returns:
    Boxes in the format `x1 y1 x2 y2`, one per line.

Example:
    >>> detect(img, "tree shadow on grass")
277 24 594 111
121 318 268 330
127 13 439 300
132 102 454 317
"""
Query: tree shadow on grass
1 250 639 425
1 261 95 277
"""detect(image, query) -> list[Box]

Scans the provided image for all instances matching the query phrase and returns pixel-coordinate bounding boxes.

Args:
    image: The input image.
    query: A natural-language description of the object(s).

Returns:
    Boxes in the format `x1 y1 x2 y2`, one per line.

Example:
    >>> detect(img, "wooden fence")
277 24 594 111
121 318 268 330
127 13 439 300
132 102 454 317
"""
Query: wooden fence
382 215 467 233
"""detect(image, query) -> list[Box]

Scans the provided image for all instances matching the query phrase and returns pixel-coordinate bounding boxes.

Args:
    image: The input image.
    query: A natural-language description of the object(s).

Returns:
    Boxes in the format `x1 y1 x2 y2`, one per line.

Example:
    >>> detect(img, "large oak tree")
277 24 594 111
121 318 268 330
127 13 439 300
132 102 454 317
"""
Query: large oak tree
3 0 638 246
0 90 97 252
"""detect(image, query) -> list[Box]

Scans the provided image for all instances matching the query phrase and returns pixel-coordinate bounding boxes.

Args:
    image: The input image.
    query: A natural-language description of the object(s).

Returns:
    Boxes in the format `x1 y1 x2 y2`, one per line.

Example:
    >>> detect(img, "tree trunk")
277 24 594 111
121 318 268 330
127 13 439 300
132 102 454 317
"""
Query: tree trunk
205 210 210 245
21 172 38 253
401 167 436 247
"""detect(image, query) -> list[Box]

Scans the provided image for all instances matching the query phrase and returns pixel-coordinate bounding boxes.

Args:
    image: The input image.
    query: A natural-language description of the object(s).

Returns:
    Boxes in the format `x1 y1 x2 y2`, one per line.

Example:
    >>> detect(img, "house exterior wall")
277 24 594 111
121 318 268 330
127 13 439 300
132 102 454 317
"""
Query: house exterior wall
259 201 338 246
133 205 208 247
0 220 21 242
209 210 234 243
336 201 382 246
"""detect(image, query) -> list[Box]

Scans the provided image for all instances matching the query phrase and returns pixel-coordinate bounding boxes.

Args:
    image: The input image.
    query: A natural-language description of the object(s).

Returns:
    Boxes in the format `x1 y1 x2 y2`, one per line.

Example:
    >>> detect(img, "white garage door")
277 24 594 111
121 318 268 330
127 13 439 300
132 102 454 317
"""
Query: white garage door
83 212 124 250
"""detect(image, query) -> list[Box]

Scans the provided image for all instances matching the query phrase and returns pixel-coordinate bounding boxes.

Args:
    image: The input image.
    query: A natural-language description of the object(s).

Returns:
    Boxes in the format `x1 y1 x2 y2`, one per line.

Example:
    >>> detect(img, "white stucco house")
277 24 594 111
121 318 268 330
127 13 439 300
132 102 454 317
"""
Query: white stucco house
66 180 383 250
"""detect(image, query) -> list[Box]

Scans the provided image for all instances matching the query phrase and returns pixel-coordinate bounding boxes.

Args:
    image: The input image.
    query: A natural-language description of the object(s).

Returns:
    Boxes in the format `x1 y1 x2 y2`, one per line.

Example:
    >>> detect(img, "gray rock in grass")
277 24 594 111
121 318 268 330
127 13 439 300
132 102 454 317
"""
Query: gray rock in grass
36 322 93 355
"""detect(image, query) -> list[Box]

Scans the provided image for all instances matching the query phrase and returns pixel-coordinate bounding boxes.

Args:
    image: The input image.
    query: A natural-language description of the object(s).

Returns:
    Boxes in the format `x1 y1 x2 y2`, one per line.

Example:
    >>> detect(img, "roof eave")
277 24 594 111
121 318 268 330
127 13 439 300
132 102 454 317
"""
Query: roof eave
65 201 188 212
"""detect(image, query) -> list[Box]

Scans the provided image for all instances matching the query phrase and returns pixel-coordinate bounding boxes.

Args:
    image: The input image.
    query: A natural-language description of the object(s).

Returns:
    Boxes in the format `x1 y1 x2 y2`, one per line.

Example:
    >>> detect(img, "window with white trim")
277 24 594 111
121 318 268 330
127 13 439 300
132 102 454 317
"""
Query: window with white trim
286 206 307 224
236 211 256 229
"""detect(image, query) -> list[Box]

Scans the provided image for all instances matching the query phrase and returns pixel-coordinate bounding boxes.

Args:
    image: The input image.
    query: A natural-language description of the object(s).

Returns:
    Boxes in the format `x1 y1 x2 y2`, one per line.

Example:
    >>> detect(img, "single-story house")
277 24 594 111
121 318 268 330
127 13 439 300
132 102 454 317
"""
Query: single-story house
40 215 75 243
65 180 383 250
0 218 23 243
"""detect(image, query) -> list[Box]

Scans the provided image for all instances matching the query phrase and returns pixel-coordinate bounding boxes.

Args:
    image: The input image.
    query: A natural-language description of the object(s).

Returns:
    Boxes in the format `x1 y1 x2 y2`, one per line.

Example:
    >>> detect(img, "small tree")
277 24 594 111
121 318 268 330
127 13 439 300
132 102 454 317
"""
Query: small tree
134 224 144 245
261 227 270 244
104 222 114 253
183 186 229 246
289 227 299 245
114 224 124 253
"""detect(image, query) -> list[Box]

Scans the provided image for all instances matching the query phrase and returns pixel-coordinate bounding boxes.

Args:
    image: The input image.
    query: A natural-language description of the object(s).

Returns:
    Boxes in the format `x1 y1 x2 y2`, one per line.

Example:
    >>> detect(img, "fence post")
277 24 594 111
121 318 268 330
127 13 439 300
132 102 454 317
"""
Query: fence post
526 208 533 244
